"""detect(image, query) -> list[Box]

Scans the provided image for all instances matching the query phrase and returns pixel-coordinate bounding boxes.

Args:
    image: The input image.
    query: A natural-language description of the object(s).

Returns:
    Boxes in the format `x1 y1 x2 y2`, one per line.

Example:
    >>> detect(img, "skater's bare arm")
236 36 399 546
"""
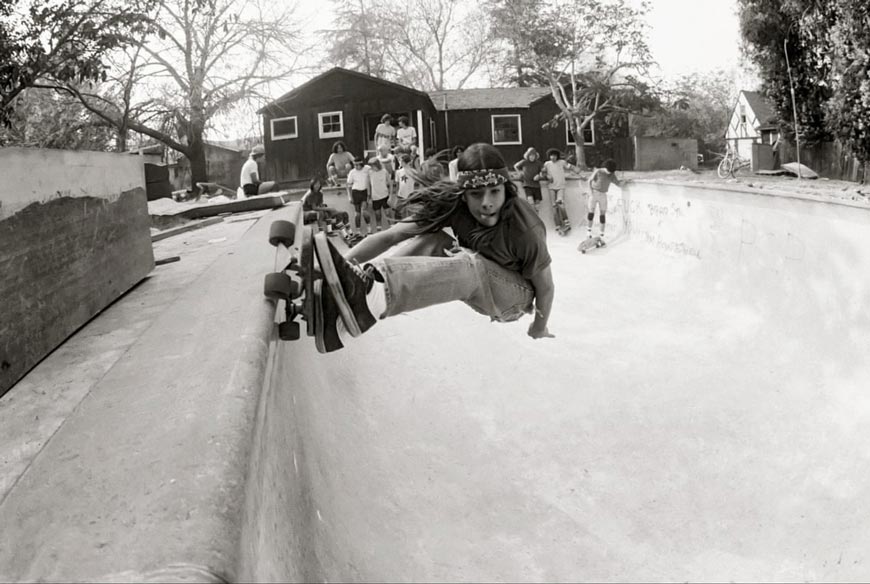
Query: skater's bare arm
528 265 555 339
345 221 419 264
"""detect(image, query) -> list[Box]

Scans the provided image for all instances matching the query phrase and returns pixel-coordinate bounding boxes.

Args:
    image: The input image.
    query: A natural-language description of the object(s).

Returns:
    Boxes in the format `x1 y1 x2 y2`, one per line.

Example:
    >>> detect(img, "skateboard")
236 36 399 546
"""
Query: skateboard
262 219 319 341
553 201 571 236
578 236 606 254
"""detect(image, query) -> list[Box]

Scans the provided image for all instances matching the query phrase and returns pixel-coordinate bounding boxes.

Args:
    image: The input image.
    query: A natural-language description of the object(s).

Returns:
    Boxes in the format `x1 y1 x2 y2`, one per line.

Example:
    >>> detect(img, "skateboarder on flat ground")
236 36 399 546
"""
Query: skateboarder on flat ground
310 143 556 352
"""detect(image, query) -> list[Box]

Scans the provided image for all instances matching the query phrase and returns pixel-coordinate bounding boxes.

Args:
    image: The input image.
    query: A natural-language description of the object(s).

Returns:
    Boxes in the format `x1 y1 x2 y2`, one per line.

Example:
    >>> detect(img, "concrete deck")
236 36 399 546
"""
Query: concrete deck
1 181 869 582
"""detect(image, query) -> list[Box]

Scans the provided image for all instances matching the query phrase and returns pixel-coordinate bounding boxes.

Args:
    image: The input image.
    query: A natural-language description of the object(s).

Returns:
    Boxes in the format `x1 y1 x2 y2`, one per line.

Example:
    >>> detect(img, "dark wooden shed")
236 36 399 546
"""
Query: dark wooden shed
258 67 439 184
428 87 626 168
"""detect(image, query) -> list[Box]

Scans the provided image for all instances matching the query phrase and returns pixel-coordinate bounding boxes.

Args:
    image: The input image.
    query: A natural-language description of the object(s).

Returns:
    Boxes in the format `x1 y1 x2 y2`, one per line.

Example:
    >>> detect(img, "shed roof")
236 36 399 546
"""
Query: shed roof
742 90 778 125
260 67 434 112
428 87 552 111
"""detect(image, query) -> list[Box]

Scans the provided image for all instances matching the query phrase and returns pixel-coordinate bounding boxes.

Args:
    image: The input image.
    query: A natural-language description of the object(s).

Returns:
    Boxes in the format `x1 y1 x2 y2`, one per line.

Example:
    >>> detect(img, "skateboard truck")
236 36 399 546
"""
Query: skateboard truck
263 219 319 341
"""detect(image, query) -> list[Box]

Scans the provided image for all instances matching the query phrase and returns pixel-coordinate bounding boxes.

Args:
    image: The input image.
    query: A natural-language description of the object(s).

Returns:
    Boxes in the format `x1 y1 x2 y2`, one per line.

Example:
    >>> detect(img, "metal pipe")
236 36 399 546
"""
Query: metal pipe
784 27 802 179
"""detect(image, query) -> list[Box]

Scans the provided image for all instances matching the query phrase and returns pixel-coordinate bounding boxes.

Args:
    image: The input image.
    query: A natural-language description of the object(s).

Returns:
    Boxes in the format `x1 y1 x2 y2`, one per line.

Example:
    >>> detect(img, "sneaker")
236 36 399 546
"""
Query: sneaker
313 232 377 337
313 279 344 353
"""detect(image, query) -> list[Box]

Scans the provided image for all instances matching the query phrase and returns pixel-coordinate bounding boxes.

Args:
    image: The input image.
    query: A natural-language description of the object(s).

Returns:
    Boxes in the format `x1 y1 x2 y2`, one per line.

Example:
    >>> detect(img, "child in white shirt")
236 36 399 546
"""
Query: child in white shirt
368 157 392 231
346 157 372 235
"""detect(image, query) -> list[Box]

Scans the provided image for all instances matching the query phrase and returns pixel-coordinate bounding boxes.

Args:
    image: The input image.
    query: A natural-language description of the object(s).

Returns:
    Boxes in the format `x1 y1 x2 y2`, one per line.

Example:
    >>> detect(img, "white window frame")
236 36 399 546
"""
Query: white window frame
318 111 344 139
270 115 298 140
491 114 522 145
566 120 595 146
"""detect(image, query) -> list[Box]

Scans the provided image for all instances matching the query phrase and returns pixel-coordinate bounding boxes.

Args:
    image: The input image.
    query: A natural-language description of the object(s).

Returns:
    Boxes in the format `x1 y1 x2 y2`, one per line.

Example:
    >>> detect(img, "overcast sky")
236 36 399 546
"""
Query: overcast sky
642 0 741 79
294 0 742 83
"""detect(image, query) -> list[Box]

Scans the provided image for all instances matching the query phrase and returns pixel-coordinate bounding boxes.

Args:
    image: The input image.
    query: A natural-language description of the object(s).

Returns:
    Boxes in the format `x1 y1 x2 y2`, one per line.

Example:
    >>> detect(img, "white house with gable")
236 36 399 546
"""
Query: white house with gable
725 90 780 165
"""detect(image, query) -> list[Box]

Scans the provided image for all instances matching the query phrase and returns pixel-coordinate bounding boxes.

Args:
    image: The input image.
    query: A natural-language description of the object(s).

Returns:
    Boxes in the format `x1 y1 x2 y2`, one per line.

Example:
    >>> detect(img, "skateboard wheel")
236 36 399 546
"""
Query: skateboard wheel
264 272 294 300
278 320 301 341
269 220 296 247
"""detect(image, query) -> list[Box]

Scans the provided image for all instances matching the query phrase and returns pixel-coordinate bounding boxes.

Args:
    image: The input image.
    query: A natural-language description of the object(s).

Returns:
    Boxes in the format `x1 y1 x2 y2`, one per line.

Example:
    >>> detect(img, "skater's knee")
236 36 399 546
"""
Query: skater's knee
587 212 594 221
600 214 606 224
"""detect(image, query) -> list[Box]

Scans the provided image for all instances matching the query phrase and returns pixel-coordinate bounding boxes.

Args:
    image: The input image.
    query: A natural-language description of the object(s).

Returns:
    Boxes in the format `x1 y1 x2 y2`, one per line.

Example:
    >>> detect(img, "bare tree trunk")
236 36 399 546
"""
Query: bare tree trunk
575 142 586 169
570 117 587 169
187 133 208 193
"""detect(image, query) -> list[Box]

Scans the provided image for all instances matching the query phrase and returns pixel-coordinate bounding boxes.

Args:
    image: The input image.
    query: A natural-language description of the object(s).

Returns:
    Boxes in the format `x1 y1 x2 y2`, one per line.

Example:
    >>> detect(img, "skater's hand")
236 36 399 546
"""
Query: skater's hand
527 323 555 339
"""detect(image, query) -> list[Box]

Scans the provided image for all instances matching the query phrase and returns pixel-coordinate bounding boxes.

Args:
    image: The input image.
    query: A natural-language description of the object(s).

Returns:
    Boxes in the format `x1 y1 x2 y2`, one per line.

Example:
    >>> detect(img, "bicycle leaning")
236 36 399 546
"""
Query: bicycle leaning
716 146 750 178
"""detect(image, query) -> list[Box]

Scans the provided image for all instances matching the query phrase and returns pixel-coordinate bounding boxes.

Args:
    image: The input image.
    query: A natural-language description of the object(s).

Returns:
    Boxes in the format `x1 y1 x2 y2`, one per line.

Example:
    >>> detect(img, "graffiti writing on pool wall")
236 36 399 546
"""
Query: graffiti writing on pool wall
613 198 690 219
636 230 702 259
608 195 701 259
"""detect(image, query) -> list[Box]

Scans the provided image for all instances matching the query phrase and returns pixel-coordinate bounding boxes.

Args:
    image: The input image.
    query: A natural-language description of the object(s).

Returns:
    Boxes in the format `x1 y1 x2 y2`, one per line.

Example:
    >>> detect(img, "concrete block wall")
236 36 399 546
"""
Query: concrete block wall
0 148 154 396
634 137 699 171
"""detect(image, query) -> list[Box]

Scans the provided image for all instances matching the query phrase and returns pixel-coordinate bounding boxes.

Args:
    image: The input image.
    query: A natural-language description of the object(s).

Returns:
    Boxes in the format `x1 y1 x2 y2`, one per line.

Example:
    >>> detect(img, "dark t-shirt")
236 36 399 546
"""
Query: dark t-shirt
302 189 323 212
515 158 544 187
449 197 551 280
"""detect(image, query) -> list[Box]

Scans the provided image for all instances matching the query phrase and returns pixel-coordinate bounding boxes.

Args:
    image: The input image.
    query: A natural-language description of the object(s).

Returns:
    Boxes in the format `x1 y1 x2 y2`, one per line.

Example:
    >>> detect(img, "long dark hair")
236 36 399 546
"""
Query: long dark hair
397 143 518 234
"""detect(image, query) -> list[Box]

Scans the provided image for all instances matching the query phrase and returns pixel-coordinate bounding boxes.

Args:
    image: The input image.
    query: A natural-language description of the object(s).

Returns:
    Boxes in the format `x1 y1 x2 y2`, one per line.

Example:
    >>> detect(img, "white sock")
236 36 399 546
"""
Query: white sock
367 280 387 319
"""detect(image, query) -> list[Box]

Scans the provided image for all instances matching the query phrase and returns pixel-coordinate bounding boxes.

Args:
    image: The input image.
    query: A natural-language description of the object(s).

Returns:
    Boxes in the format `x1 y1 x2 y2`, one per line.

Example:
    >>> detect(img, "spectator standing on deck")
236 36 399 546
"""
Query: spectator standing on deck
374 114 396 151
448 145 465 181
368 157 392 232
396 116 417 152
513 147 544 213
346 157 372 236
394 153 416 220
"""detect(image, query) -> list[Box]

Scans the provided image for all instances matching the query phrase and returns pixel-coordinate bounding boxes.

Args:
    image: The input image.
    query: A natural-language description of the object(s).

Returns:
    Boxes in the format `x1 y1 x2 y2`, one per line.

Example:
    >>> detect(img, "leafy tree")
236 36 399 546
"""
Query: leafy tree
740 0 870 166
326 0 390 79
823 1 870 165
0 0 154 126
737 0 833 145
487 0 660 168
49 0 306 186
0 86 115 149
631 70 737 155
321 0 493 91
485 0 551 87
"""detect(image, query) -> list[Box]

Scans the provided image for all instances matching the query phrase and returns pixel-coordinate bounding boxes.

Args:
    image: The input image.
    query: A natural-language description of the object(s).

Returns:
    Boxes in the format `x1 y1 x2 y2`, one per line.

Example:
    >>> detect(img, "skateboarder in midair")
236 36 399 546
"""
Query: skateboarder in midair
586 159 622 241
310 143 556 352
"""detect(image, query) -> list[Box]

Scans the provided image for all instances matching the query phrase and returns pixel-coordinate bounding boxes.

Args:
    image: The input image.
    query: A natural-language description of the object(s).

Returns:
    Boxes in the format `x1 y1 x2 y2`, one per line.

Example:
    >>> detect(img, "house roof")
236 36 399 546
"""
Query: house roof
742 90 778 126
260 67 434 112
428 87 552 111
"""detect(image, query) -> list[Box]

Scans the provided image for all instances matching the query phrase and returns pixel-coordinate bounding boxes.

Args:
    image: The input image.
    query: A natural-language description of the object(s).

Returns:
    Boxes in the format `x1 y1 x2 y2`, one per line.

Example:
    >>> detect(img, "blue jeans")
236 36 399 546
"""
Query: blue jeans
374 232 535 322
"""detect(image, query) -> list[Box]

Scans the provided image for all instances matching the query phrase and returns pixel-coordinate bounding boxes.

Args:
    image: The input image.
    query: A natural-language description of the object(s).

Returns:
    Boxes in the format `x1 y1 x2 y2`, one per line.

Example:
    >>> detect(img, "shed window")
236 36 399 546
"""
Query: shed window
491 114 522 145
318 111 344 139
566 120 595 145
271 116 298 140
